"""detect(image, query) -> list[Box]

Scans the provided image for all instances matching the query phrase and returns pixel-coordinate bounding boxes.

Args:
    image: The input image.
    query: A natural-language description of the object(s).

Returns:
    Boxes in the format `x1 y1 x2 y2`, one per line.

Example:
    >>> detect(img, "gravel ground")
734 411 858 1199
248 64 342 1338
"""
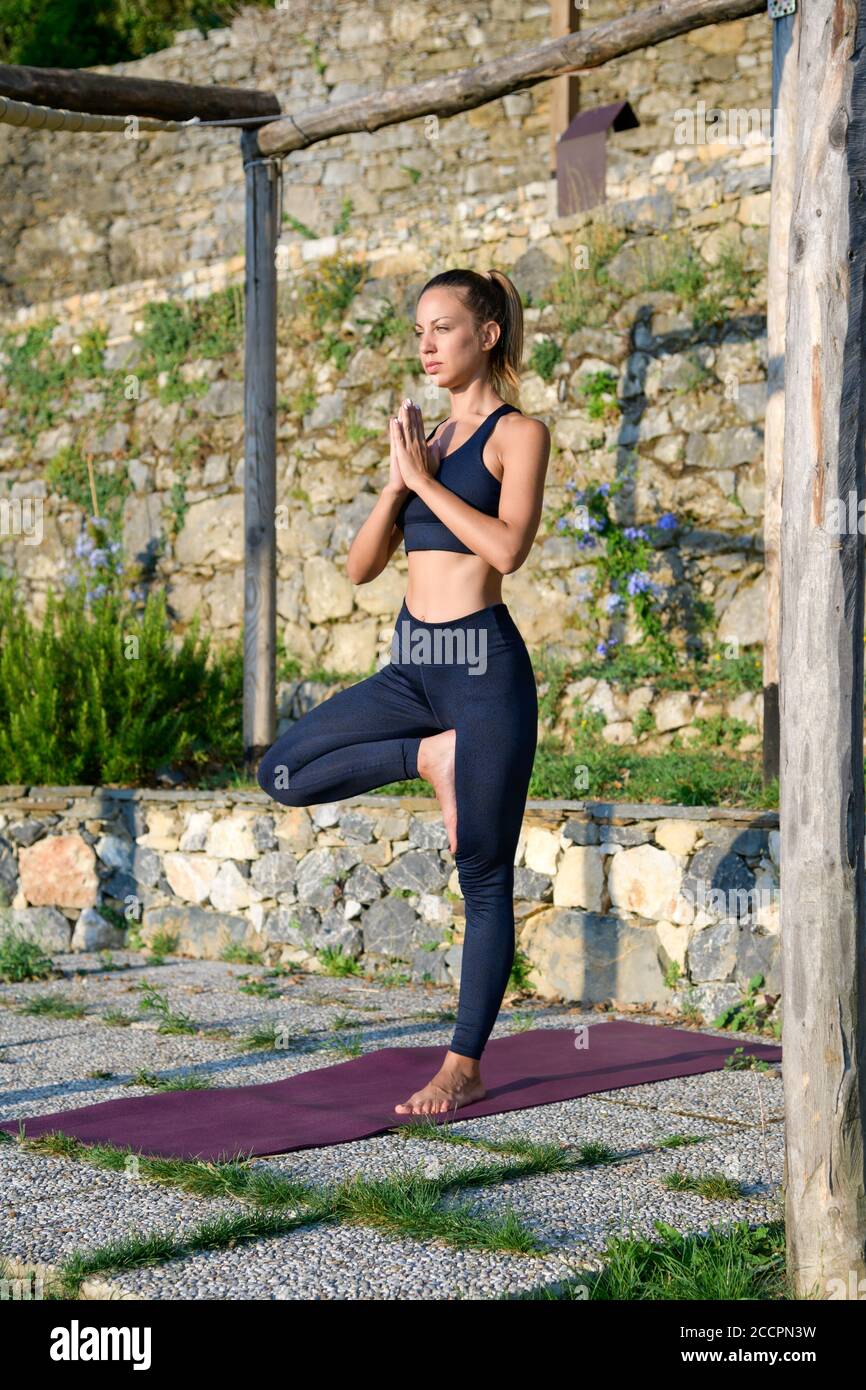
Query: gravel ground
0 950 784 1300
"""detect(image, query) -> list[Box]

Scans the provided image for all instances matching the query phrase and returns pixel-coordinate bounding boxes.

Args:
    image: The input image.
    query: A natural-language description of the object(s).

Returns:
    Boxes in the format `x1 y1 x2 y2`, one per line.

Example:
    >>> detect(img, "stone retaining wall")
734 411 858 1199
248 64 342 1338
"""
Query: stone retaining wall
0 1 771 308
1 137 772 674
550 677 764 754
0 785 781 1021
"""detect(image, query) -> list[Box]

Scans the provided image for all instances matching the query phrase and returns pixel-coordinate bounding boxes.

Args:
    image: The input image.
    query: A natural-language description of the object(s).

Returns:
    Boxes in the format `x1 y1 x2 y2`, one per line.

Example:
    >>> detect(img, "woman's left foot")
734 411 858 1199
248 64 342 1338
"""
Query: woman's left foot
394 1064 486 1115
416 729 458 854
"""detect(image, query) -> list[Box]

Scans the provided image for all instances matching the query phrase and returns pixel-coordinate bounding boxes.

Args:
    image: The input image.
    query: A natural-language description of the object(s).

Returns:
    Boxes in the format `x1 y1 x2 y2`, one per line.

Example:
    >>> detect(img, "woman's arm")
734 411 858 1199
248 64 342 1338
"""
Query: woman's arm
347 415 416 584
346 487 406 584
393 405 550 574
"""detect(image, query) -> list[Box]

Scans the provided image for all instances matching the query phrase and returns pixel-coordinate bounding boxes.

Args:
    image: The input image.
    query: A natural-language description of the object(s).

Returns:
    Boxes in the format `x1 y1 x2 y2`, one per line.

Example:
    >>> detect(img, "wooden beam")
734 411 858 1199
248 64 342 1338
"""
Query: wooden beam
258 0 765 156
763 4 800 786
241 130 279 771
549 0 581 178
0 62 279 122
780 0 866 1297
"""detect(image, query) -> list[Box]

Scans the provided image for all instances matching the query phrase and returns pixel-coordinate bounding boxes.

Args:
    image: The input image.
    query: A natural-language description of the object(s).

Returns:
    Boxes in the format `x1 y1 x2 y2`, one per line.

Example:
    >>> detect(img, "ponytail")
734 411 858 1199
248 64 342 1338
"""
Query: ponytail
484 269 524 405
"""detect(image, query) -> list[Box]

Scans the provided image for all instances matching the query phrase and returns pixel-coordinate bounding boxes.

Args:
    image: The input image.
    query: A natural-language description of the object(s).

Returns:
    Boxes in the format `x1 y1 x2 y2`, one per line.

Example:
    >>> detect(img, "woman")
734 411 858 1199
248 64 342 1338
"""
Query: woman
257 267 550 1116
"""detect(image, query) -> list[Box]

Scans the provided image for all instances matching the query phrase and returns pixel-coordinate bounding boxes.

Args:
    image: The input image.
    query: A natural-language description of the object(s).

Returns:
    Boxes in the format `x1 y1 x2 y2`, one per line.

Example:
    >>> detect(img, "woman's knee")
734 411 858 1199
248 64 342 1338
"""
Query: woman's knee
454 805 522 874
455 849 515 896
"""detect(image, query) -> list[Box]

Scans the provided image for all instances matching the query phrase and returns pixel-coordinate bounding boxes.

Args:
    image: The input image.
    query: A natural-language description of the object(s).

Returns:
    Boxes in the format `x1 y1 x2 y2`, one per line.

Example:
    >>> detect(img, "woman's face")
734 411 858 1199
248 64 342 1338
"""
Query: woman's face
414 288 499 389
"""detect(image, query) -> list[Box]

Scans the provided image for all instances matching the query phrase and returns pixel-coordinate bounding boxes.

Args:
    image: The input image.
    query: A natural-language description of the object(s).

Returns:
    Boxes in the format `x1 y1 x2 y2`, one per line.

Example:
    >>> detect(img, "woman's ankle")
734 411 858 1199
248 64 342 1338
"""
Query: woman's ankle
444 1049 481 1075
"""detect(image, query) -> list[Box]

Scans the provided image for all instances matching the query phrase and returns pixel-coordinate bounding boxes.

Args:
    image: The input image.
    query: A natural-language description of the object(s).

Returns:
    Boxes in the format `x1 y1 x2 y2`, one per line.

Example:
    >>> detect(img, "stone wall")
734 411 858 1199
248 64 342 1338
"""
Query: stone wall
0 1 780 763
0 785 781 1021
0 133 771 689
0 1 772 308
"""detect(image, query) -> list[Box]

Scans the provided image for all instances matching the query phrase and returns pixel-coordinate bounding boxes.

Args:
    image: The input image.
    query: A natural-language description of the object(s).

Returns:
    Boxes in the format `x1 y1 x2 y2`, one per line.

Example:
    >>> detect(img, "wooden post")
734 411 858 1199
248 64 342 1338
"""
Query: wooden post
762 1 799 786
550 0 581 177
241 130 279 774
780 0 866 1297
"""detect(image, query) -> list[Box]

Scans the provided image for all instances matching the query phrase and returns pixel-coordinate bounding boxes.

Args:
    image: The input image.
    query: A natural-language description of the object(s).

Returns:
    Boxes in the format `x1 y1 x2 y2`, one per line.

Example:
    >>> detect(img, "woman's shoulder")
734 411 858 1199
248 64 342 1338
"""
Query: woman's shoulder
500 408 551 452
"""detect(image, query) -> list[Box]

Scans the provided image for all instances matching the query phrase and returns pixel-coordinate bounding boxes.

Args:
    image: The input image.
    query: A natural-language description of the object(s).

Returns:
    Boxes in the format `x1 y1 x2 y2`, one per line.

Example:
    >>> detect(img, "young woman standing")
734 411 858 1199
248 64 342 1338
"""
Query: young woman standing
257 267 550 1116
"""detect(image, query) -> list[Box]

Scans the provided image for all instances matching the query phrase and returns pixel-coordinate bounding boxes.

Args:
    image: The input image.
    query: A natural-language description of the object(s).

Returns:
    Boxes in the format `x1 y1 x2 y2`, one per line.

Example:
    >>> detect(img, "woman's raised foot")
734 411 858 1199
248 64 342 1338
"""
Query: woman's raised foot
417 728 458 854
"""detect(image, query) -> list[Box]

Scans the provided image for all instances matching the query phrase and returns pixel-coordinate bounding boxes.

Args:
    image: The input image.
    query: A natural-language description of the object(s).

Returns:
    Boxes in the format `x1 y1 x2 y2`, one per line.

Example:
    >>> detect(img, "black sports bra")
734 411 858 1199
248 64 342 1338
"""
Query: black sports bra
395 403 521 554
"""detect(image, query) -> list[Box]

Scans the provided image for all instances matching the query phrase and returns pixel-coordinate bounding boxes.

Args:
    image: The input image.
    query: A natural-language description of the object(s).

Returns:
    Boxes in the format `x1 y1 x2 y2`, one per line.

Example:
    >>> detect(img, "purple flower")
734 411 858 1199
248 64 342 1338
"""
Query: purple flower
598 482 610 496
626 570 653 596
556 516 569 531
596 636 618 657
89 548 108 569
605 593 624 612
623 525 648 541
656 512 677 530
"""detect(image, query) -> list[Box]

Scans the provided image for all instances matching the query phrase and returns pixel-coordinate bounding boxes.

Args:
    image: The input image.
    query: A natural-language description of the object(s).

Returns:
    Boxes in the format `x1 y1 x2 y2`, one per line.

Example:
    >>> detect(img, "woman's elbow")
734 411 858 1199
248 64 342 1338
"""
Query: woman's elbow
497 521 536 575
346 556 384 585
497 541 526 575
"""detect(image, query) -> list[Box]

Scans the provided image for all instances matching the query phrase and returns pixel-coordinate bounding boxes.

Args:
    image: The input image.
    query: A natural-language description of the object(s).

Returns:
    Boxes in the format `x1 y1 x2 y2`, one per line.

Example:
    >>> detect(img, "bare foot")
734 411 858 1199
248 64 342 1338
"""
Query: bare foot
417 728 458 854
394 1059 486 1116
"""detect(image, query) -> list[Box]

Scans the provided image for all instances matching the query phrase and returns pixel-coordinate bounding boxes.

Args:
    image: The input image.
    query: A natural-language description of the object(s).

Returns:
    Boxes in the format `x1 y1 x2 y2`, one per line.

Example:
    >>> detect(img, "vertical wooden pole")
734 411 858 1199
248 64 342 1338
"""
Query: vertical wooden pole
241 129 278 773
550 0 581 176
780 0 866 1297
762 2 799 786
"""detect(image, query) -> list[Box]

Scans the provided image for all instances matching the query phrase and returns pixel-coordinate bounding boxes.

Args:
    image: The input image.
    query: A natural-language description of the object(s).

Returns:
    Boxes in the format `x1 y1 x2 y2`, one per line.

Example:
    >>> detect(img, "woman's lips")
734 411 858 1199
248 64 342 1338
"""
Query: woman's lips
425 363 441 371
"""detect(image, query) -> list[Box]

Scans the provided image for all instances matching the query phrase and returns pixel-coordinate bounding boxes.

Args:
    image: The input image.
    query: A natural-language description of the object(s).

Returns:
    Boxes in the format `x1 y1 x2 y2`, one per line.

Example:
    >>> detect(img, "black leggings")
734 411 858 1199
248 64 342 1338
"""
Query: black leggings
256 598 538 1060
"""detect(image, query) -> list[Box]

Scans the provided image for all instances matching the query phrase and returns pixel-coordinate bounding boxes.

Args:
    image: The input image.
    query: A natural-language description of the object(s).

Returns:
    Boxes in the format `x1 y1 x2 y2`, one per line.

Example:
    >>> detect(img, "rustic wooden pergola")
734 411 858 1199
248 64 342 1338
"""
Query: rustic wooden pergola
1 0 862 1296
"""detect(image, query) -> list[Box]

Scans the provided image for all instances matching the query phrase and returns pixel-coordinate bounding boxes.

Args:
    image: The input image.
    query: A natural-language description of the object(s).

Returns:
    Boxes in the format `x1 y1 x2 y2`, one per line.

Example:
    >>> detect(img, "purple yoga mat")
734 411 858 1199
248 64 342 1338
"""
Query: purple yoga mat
0 1020 782 1162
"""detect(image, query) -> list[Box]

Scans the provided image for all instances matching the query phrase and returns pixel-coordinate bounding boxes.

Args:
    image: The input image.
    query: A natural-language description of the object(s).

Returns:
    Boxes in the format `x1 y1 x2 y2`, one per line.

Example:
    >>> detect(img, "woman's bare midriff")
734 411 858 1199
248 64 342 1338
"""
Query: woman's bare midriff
404 551 503 623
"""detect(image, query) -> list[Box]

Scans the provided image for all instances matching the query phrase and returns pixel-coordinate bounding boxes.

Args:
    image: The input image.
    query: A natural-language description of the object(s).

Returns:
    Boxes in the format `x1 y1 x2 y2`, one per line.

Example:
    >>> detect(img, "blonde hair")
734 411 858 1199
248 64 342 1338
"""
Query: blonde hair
416 267 524 405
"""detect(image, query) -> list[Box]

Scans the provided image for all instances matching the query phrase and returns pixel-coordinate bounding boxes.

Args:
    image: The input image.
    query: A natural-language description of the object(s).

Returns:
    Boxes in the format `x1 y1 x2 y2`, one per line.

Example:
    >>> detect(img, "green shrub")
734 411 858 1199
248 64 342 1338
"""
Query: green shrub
529 338 563 383
0 571 244 785
653 245 707 301
45 444 131 534
0 1 273 68
300 254 366 329
136 287 243 402
317 946 362 977
551 218 627 331
579 369 620 420
0 925 56 983
0 320 108 430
